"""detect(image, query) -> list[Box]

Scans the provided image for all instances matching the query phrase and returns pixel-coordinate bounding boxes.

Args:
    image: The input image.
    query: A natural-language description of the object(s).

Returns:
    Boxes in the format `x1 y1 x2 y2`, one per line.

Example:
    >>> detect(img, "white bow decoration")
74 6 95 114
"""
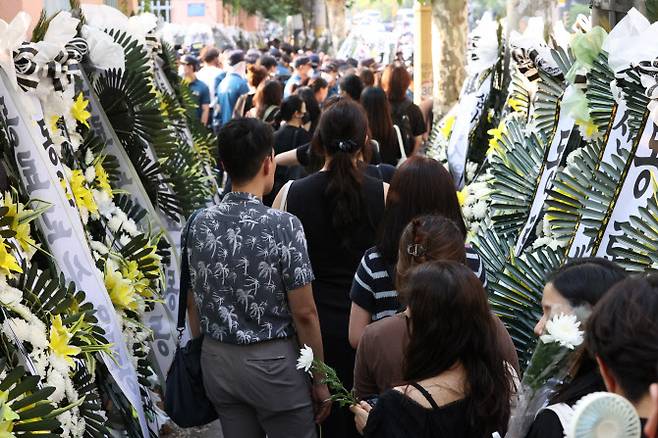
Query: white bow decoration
0 12 31 91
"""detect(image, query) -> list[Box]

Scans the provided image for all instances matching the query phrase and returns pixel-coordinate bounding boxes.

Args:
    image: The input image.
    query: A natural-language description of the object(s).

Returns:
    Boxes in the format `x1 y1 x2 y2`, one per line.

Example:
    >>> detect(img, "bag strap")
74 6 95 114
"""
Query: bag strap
394 125 407 160
279 180 293 211
409 382 440 411
263 105 276 121
177 208 205 332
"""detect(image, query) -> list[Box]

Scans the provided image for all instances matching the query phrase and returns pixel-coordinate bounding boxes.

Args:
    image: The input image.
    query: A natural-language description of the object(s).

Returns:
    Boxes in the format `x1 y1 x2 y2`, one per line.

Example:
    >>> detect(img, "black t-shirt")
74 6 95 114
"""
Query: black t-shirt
390 99 426 155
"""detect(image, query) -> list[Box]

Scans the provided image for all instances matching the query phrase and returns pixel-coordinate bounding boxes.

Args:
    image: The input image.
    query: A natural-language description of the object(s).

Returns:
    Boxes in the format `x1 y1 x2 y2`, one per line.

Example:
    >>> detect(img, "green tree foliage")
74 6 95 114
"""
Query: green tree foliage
225 0 303 21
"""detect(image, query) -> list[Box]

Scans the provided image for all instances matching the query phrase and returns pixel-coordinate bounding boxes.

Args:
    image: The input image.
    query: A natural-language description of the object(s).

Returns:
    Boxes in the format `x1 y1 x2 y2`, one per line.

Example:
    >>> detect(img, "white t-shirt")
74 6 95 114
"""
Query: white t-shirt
196 66 223 104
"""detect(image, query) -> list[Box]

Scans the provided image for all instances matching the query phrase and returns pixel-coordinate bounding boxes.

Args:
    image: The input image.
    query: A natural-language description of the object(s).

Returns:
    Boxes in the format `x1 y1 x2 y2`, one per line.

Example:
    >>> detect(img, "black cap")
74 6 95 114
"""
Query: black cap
294 56 310 69
309 54 320 67
321 62 338 73
180 54 199 68
228 50 245 66
269 47 281 58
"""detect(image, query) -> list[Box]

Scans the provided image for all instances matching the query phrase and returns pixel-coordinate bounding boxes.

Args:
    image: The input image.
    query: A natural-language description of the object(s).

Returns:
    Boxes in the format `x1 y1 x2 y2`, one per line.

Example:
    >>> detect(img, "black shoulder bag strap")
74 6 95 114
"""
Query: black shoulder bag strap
177 208 205 337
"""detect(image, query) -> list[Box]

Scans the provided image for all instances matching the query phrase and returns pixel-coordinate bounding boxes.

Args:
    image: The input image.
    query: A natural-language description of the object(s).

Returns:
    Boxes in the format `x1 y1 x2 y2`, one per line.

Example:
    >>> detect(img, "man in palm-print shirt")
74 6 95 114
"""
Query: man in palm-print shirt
186 118 330 438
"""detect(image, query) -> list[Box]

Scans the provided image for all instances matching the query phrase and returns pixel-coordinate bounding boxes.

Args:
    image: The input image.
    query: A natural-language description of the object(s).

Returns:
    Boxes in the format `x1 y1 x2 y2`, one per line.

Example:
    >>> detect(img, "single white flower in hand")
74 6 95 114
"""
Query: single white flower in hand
540 313 584 350
296 344 314 374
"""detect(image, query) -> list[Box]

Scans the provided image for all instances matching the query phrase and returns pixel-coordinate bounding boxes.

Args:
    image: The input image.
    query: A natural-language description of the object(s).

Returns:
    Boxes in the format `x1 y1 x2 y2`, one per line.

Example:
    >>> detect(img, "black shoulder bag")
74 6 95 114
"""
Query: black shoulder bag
164 209 219 427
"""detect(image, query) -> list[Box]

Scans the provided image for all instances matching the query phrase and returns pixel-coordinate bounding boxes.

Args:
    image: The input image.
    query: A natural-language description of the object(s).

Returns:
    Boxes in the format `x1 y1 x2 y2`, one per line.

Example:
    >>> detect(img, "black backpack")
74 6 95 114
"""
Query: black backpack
391 100 414 156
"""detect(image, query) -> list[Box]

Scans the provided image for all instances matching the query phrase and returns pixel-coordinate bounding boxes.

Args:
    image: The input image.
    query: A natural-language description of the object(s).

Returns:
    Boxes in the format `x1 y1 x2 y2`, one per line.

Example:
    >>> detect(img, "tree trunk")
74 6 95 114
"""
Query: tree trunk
325 0 347 52
431 0 468 117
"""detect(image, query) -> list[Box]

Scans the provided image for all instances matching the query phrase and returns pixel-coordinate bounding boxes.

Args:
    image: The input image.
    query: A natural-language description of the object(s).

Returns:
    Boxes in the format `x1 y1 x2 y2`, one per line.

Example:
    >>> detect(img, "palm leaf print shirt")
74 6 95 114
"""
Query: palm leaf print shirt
187 192 315 344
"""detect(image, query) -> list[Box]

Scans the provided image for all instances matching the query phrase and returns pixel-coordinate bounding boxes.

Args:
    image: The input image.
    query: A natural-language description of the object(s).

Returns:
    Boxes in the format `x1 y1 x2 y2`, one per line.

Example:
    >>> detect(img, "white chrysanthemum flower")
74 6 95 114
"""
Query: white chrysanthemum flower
85 149 94 166
472 201 487 219
0 278 23 307
50 353 71 374
122 218 138 236
119 234 131 246
462 205 473 220
2 318 30 344
84 166 96 184
89 240 109 255
47 369 67 403
93 189 115 219
540 313 584 350
108 215 123 232
296 344 314 374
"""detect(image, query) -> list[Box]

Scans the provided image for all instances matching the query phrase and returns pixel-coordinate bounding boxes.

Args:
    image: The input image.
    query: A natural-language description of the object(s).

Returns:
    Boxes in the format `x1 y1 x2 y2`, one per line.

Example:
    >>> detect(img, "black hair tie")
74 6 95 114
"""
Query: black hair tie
333 139 358 153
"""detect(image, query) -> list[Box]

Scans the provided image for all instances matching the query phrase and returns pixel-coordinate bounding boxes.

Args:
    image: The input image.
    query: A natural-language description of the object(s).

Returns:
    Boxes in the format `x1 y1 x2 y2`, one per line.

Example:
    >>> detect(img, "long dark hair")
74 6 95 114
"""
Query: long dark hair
403 262 512 436
254 80 283 119
361 87 396 162
377 156 466 264
313 99 368 246
381 64 411 103
295 86 321 134
547 258 627 404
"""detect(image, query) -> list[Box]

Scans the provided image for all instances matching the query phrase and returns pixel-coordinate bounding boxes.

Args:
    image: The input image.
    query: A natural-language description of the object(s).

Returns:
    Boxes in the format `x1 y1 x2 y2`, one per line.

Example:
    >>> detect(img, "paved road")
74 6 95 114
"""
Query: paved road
161 421 223 437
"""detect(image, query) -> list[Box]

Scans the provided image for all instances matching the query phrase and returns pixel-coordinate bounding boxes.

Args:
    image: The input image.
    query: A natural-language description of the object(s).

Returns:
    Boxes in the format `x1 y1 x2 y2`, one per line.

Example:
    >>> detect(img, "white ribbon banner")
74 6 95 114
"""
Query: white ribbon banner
75 72 181 378
596 118 658 258
447 71 491 189
515 111 575 256
567 102 633 258
0 71 149 436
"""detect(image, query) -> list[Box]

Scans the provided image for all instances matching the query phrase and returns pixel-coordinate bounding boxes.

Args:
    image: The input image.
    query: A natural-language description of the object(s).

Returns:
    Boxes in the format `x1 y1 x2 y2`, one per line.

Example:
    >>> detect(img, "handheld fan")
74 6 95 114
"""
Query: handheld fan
567 392 641 438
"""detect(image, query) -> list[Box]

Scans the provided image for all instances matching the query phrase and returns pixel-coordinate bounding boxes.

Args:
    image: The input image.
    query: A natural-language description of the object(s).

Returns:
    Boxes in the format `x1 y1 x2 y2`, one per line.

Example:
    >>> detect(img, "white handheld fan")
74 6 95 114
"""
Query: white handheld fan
567 392 641 438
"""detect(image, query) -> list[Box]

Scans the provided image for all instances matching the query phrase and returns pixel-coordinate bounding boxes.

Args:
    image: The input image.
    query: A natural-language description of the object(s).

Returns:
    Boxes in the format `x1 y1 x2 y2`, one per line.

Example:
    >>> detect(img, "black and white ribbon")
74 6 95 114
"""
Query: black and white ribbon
13 43 40 92
12 37 89 93
637 59 658 100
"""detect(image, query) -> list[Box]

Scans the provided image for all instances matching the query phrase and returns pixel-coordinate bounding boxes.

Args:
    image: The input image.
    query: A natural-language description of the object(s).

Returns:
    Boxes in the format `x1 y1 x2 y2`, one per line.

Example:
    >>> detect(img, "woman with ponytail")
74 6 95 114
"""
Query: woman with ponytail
273 99 388 438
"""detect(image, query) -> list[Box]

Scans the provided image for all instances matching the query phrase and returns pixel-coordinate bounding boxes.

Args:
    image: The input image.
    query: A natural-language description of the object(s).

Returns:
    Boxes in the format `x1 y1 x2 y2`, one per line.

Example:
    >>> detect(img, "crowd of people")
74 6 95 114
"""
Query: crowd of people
175 42 658 438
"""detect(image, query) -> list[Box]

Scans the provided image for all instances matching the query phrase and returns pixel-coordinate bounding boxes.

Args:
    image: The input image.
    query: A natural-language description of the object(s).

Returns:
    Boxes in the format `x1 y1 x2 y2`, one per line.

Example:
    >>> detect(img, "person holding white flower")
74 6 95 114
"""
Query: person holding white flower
525 258 626 438
350 261 514 438
586 274 658 438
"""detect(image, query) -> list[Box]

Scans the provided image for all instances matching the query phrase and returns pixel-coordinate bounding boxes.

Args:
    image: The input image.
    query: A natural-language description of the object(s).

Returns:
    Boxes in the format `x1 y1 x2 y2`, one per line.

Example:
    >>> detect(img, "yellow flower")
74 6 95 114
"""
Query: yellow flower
507 97 525 113
121 260 152 298
94 162 112 196
49 115 60 134
71 92 91 128
14 223 34 253
487 120 507 156
49 314 82 368
440 115 456 139
576 118 598 139
105 264 138 311
456 190 467 207
68 170 98 215
0 238 21 278
0 389 18 437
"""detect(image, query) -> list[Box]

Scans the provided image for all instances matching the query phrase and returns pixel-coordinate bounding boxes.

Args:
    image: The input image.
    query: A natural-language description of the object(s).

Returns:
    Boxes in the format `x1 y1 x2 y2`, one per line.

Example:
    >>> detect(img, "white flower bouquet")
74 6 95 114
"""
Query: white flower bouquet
297 345 358 407
506 312 586 437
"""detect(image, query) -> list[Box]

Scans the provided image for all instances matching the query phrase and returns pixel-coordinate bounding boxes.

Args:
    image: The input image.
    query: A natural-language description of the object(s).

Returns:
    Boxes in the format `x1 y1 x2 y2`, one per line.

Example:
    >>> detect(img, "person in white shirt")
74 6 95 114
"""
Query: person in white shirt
196 47 223 106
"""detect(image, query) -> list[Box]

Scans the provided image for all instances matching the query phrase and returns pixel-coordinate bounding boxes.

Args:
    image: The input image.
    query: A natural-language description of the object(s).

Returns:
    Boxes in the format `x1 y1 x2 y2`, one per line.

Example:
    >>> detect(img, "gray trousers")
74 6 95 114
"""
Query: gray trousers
201 337 317 438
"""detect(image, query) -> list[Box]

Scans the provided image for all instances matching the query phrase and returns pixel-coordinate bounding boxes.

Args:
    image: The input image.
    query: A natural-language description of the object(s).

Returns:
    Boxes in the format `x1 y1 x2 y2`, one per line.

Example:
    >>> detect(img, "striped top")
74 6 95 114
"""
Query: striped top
350 246 488 321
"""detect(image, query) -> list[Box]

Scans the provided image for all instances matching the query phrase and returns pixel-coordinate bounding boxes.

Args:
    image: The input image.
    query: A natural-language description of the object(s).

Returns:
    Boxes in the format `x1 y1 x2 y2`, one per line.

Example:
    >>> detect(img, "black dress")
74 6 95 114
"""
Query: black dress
364 383 480 438
286 171 385 438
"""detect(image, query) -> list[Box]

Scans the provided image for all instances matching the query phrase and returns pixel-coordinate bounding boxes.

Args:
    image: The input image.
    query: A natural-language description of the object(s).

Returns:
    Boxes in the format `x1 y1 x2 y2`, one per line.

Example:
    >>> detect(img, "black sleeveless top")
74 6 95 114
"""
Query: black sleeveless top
364 383 478 438
286 171 385 337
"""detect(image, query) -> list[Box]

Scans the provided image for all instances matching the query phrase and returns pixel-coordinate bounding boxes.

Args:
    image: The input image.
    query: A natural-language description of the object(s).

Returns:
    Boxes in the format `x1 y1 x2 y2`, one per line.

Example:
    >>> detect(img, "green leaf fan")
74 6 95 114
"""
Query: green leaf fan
608 192 658 272
586 51 615 132
534 70 567 140
0 359 61 437
489 246 563 365
489 118 545 238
